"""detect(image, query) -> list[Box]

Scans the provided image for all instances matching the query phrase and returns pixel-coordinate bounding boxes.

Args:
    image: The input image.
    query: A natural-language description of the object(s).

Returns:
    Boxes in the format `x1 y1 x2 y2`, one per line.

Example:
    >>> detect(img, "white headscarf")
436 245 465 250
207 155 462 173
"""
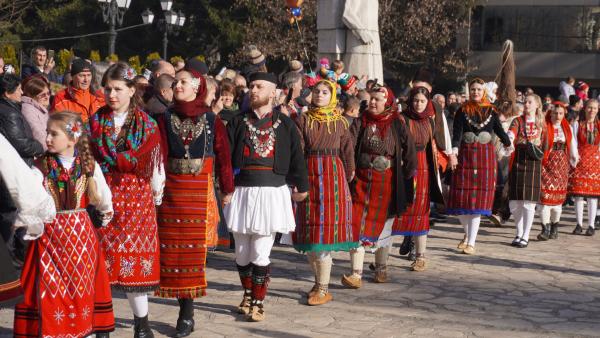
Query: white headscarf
484 82 498 103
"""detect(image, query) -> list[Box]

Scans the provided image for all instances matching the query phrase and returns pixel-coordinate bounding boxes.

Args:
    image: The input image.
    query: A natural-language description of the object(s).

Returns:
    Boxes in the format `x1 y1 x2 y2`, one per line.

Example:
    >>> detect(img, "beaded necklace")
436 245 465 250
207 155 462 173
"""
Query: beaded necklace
243 115 281 158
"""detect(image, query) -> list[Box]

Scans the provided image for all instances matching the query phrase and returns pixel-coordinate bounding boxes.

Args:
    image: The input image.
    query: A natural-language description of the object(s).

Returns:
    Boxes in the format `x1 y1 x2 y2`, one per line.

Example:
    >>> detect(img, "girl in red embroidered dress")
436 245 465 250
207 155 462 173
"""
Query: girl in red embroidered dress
537 102 578 241
569 99 600 236
14 112 115 338
89 62 164 337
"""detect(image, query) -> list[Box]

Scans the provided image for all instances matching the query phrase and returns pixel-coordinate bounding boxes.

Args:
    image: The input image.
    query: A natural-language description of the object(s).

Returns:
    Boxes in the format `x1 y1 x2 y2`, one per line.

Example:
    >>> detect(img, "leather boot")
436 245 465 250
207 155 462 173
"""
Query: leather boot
96 333 110 338
573 224 583 235
407 241 416 261
133 315 154 338
549 222 559 239
174 298 195 338
537 224 550 241
399 236 412 255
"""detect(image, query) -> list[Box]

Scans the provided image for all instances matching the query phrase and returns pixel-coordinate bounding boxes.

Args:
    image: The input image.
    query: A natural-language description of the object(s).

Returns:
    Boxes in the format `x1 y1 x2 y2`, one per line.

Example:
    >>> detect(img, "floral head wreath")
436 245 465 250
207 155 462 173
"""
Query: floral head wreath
65 121 83 138
123 66 137 81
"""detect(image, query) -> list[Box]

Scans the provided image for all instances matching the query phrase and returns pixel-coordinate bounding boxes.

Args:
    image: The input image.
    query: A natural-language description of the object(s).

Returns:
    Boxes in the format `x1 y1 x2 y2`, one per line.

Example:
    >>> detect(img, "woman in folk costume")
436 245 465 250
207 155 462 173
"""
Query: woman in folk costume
89 62 164 338
506 94 547 248
15 112 115 338
393 86 444 272
155 67 234 336
292 80 357 306
537 102 579 241
447 78 512 254
341 85 416 288
569 99 600 236
0 133 56 309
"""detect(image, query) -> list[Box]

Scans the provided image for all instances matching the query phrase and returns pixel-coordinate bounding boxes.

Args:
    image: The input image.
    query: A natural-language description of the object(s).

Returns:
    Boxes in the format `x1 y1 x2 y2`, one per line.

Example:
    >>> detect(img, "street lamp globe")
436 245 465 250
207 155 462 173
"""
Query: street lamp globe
160 0 173 12
142 9 154 25
116 0 132 9
165 10 178 25
177 11 186 27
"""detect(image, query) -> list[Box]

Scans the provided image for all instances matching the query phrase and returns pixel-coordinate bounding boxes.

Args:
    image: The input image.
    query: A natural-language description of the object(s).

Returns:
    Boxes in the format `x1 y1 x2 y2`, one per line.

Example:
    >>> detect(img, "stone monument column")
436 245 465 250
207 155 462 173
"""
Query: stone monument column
317 0 346 63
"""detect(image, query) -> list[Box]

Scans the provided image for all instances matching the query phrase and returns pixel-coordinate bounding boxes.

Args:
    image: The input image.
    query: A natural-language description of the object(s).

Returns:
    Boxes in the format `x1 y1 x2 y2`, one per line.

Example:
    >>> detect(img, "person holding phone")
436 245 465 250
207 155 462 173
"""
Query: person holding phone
21 46 60 83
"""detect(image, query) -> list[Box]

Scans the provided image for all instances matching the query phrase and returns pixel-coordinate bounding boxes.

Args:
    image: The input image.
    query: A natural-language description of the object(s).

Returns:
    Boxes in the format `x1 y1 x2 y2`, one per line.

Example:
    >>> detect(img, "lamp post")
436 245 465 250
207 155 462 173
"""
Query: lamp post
98 0 132 56
142 0 186 59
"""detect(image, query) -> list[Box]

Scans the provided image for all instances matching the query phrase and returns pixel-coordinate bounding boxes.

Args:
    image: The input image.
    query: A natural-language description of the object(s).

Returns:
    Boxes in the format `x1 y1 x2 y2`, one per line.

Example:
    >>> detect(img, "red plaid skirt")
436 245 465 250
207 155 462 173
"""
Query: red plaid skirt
351 167 394 244
393 150 430 236
447 142 497 215
293 155 356 252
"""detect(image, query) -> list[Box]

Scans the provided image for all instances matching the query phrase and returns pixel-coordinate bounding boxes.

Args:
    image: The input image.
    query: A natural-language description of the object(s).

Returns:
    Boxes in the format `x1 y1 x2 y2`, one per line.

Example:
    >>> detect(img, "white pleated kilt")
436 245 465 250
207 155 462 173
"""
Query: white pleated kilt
224 185 296 236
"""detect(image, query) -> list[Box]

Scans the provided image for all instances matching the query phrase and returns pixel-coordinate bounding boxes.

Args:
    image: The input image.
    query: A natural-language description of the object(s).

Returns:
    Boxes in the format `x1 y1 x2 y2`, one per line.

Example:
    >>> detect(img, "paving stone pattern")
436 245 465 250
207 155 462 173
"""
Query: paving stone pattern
0 207 599 337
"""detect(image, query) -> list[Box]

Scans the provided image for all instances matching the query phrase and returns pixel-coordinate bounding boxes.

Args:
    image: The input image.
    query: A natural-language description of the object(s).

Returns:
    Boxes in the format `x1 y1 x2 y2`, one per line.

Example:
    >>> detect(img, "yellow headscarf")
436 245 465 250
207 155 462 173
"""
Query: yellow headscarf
306 80 349 133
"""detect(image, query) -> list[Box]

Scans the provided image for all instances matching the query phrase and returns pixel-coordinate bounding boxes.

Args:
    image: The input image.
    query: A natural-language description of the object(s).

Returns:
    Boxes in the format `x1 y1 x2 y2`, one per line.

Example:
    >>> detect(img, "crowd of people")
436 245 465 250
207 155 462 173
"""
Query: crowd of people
0 44 599 338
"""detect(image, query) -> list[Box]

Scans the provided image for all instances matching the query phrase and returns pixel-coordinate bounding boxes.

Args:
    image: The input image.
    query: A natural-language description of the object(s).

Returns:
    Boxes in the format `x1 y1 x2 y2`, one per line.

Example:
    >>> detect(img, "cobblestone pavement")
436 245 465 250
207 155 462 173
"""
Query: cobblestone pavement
1 206 599 337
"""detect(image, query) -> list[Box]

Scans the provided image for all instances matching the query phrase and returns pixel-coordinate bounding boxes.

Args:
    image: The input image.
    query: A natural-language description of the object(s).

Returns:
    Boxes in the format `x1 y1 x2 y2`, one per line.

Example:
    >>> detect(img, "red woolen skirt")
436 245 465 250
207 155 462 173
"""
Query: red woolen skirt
97 173 160 292
393 150 430 236
156 158 217 298
14 210 114 337
293 155 356 253
351 167 394 245
447 142 497 216
569 144 600 197
541 144 570 205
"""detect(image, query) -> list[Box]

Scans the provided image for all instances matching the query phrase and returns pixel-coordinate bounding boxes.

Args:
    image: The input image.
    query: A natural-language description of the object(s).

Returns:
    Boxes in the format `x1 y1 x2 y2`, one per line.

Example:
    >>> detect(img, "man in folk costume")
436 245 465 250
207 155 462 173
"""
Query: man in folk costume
225 72 309 322
155 67 235 337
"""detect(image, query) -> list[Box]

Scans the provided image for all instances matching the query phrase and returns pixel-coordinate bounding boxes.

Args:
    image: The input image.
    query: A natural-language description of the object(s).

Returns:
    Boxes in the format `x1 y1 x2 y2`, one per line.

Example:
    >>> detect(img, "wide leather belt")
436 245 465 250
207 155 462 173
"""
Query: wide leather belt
463 131 492 144
167 158 204 174
359 154 394 172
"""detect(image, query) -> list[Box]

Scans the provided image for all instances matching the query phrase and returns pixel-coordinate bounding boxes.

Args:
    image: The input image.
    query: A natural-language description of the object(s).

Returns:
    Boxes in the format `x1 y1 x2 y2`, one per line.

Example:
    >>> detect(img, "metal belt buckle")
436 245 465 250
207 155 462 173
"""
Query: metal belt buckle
372 156 391 172
168 158 203 175
478 131 492 144
463 132 476 144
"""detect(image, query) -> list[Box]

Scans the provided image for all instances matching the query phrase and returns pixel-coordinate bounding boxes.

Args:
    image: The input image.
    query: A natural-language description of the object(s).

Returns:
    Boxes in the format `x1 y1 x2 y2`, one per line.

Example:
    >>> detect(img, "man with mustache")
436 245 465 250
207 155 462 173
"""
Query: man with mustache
224 72 308 322
51 59 105 122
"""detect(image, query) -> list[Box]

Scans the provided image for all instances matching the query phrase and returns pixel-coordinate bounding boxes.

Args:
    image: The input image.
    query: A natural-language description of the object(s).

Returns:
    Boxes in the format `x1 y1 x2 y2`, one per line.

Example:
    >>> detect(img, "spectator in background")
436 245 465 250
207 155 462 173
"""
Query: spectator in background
0 57 4 75
516 90 524 103
342 95 360 124
150 59 176 82
145 73 174 119
559 76 576 103
173 59 185 72
447 92 457 105
567 95 583 123
279 71 304 118
576 81 589 101
433 94 447 112
51 58 105 122
20 75 51 150
219 80 242 124
21 46 60 83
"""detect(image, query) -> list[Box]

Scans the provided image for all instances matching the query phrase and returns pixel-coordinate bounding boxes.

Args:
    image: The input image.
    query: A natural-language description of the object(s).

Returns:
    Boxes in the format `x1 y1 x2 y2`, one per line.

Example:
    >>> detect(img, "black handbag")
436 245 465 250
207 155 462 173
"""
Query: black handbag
520 117 544 161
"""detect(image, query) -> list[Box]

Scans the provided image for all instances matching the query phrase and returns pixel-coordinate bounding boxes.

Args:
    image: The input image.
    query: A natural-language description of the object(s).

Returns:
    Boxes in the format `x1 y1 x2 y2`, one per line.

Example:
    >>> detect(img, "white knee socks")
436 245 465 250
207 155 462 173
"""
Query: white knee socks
375 246 390 265
575 197 585 226
126 292 149 317
414 235 427 255
350 247 365 276
521 202 536 241
510 200 524 238
588 198 598 229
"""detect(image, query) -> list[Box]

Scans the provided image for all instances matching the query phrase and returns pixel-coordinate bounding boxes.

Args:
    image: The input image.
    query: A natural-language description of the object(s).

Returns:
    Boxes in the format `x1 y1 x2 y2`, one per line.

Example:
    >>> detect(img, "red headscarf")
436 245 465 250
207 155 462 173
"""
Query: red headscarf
362 86 399 136
543 101 572 165
172 68 211 118
405 86 435 120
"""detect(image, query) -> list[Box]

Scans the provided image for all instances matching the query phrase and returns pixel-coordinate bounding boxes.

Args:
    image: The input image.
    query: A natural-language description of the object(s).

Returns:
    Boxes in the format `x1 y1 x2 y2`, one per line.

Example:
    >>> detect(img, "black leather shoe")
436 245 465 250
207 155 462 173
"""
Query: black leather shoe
133 315 154 338
549 223 559 239
573 224 583 235
586 227 595 236
399 236 412 256
515 239 528 248
511 236 521 247
174 318 195 338
96 333 110 338
407 242 416 261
